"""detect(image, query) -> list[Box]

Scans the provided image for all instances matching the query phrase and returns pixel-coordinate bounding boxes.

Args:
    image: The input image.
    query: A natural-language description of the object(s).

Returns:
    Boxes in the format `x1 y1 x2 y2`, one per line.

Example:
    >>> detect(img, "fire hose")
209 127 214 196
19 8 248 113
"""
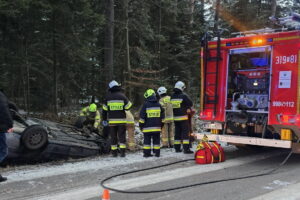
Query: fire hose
100 139 298 194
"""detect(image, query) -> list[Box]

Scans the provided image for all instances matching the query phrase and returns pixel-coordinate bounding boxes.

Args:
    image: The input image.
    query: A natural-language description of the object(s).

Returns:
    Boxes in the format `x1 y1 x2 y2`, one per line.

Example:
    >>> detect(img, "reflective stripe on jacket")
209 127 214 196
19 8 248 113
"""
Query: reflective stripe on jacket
102 89 132 125
80 106 101 128
139 95 165 133
171 88 193 121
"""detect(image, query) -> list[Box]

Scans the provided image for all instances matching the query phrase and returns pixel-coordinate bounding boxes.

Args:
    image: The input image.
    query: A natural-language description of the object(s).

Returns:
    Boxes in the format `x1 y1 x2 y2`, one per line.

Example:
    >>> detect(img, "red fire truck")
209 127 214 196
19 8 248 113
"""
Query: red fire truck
198 22 300 152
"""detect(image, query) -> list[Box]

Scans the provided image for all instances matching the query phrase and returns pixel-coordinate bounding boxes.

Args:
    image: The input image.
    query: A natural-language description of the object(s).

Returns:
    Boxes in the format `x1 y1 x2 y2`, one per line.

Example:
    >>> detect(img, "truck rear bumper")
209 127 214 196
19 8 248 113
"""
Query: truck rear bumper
195 133 292 149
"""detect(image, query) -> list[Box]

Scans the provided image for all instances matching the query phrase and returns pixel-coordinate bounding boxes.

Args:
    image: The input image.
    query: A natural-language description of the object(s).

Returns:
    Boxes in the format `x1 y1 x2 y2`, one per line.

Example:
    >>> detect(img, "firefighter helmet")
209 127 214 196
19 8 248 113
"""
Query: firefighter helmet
108 80 121 89
174 81 186 91
89 103 97 112
157 86 167 95
144 89 155 98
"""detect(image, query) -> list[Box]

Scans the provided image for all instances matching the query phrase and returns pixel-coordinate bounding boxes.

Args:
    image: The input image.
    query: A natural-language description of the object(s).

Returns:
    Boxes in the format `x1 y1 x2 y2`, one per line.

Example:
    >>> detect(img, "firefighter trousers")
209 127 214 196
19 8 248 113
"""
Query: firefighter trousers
143 132 160 156
126 124 135 151
110 125 126 154
161 123 174 147
174 120 190 152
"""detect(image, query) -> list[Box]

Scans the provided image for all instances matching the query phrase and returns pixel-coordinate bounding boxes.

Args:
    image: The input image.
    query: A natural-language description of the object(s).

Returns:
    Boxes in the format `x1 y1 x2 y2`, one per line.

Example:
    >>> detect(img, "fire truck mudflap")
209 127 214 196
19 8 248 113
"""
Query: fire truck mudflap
199 27 300 153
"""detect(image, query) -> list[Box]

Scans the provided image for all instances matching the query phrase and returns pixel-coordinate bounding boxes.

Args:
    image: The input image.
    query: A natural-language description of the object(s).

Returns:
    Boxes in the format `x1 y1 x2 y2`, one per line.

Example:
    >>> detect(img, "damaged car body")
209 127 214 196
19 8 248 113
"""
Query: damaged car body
4 111 111 163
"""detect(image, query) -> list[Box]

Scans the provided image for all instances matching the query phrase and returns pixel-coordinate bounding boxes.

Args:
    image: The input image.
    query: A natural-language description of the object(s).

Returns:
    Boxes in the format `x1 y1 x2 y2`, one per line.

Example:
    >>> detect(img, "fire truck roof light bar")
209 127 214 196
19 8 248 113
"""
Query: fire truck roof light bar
229 46 271 55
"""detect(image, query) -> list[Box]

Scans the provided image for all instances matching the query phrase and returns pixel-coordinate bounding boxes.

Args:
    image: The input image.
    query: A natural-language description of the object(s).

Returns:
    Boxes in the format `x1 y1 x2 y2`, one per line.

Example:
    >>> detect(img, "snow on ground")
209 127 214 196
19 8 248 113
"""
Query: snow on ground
3 116 225 185
24 148 283 200
4 143 236 184
4 148 189 183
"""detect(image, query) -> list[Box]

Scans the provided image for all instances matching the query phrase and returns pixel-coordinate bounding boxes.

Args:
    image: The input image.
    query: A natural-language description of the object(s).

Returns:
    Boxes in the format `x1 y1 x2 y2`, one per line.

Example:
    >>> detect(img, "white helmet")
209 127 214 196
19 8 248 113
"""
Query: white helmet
174 81 186 91
157 86 167 95
109 80 121 89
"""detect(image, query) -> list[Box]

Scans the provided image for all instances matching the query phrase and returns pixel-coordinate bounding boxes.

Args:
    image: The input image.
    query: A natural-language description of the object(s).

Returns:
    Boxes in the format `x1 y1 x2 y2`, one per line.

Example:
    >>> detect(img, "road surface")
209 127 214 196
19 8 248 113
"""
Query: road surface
1 146 300 200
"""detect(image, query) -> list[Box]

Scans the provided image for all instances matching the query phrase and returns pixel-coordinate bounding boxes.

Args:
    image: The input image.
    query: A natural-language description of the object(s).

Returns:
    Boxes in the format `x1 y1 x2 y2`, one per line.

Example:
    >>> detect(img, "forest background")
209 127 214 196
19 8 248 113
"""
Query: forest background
0 0 296 117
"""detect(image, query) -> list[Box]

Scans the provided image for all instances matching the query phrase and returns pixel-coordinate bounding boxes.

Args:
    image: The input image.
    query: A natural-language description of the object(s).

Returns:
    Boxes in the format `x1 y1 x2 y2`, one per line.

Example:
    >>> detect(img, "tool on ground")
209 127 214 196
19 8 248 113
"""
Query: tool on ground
195 135 225 164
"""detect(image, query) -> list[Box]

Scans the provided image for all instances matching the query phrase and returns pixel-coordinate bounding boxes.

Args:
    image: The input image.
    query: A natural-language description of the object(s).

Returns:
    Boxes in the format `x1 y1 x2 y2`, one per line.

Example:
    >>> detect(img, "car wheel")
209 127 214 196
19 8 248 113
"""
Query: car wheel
21 125 48 150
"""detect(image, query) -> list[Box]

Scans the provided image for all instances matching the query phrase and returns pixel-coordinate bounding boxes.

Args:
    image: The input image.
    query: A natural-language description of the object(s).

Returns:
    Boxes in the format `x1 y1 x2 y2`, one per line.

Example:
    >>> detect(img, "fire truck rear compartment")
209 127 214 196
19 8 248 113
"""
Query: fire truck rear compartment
225 47 272 138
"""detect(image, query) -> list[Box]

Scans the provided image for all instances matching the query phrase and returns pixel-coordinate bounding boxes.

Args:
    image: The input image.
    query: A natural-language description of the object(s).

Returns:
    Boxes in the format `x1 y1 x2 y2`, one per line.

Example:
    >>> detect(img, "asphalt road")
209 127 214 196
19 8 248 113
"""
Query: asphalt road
1 147 300 200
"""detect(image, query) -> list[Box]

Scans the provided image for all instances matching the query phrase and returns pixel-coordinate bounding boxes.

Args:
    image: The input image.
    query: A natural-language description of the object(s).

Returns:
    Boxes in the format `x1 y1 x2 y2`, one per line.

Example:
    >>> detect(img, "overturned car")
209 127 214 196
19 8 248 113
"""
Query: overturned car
5 111 111 163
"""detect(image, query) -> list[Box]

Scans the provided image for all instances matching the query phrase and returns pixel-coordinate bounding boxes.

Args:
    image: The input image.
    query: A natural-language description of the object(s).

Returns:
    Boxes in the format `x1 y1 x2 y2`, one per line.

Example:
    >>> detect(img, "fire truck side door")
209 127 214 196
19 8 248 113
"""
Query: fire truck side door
269 43 299 125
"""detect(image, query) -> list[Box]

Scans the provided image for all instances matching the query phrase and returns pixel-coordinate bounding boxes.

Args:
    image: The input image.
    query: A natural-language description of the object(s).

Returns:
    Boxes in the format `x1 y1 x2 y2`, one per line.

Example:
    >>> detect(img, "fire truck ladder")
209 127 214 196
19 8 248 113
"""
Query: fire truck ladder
202 31 222 117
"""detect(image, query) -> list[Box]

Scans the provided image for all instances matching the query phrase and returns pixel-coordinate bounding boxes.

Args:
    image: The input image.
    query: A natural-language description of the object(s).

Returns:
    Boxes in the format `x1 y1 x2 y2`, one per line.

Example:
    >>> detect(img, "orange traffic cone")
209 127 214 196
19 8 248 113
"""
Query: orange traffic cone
101 189 110 200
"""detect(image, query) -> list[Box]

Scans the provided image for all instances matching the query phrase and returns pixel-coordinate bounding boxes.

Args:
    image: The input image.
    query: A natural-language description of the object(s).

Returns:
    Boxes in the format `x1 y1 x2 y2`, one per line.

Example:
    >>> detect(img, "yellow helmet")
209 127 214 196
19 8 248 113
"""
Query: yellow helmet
144 89 155 98
89 103 97 112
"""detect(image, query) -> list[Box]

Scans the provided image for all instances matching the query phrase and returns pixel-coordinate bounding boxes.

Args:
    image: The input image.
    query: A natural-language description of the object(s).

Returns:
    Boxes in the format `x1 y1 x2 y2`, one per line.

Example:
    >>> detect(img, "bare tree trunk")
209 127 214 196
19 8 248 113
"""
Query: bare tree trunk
173 0 178 21
25 39 30 113
124 0 132 99
52 10 58 115
271 0 277 17
214 0 221 32
20 66 27 111
104 0 114 81
189 0 195 26
158 0 162 70
200 0 204 23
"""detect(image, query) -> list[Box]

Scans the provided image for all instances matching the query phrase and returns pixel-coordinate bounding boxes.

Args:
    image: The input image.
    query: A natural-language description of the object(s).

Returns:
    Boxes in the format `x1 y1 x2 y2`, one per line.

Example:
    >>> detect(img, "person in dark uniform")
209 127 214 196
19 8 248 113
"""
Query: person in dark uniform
171 81 193 154
0 90 13 182
102 80 132 157
139 89 165 157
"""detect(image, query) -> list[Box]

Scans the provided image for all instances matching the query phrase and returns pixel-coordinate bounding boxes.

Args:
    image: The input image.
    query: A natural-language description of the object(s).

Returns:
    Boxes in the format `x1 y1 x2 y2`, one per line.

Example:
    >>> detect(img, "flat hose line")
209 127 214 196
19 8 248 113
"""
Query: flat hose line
100 142 297 194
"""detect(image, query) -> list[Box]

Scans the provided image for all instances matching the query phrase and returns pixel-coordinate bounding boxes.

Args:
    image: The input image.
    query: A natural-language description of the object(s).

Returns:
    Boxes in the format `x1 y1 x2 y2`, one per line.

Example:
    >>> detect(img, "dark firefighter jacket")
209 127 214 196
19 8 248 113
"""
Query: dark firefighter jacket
0 91 13 133
102 87 132 125
80 107 101 128
139 95 165 133
171 88 193 121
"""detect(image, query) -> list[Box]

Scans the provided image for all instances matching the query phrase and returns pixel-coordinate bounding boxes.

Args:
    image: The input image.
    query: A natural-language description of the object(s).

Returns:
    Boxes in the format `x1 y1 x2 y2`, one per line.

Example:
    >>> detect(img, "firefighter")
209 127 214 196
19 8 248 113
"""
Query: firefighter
102 80 132 157
126 110 136 151
171 81 194 154
139 89 165 157
157 86 174 148
76 103 101 134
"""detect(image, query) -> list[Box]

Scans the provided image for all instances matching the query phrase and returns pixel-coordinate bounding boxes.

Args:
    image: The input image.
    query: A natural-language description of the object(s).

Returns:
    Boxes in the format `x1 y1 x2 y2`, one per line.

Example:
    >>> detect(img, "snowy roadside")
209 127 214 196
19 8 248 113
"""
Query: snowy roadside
2 117 225 184
3 144 236 184
3 148 189 183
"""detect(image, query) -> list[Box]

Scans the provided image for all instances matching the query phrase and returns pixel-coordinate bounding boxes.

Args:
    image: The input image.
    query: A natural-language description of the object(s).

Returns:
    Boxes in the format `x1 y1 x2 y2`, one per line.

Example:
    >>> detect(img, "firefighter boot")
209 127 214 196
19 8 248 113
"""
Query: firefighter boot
112 150 118 157
120 149 126 157
155 151 160 157
175 148 182 153
183 144 193 154
143 153 153 158
175 145 182 153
